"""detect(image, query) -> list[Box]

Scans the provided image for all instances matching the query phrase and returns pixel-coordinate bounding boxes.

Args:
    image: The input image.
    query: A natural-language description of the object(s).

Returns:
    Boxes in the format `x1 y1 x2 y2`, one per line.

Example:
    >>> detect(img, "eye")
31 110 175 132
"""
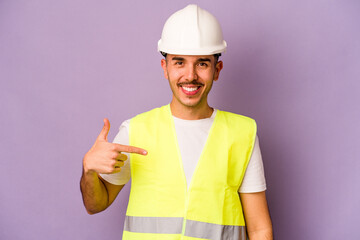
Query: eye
174 61 183 66
198 62 208 67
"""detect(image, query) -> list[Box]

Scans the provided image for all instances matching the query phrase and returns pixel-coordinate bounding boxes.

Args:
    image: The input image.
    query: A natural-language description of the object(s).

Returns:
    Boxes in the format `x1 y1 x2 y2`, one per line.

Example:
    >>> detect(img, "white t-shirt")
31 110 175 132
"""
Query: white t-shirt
100 110 266 193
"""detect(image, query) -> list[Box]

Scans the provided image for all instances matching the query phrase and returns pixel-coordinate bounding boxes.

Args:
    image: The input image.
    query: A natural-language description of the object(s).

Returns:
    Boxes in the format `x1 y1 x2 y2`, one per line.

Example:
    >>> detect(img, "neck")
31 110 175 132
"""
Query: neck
170 100 213 120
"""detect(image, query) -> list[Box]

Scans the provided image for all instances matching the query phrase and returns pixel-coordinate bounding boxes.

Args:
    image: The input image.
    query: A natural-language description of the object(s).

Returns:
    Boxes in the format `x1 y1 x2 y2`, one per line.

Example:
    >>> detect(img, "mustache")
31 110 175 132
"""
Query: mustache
177 81 204 87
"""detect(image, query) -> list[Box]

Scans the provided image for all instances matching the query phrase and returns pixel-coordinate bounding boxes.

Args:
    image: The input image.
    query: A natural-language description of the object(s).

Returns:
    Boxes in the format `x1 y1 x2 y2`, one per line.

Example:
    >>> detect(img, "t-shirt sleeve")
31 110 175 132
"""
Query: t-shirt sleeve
99 120 131 185
238 135 267 193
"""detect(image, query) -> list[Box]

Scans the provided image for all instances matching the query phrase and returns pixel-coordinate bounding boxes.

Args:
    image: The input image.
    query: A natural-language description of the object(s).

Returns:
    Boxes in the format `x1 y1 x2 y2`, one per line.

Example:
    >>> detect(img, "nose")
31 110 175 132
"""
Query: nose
185 65 197 81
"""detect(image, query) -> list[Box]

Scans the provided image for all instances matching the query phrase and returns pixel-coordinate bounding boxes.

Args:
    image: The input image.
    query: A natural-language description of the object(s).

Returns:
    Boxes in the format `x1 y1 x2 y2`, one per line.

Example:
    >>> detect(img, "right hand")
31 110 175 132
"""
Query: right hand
83 118 147 174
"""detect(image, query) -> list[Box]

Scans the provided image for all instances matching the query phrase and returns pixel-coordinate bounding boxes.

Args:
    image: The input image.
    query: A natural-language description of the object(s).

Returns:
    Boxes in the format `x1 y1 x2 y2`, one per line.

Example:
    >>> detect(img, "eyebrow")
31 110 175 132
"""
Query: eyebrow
171 57 185 61
197 58 211 62
170 57 212 62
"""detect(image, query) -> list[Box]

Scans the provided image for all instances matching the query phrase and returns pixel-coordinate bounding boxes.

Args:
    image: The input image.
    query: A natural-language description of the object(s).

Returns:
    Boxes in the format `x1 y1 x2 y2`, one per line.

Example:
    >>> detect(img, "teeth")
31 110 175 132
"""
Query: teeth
182 86 198 92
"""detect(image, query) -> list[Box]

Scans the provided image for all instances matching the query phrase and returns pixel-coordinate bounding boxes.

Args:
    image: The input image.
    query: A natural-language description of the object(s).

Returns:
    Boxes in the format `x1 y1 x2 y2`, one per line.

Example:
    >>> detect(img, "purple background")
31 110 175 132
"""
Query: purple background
1 0 359 239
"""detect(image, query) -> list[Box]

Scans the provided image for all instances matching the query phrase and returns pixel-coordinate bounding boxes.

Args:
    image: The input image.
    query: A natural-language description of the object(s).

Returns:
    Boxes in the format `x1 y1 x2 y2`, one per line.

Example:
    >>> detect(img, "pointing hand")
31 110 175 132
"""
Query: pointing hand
83 118 147 174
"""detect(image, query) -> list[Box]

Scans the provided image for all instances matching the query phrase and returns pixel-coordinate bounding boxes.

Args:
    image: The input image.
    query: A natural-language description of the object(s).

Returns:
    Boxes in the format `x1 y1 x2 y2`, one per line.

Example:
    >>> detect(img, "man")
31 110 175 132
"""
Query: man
80 4 273 240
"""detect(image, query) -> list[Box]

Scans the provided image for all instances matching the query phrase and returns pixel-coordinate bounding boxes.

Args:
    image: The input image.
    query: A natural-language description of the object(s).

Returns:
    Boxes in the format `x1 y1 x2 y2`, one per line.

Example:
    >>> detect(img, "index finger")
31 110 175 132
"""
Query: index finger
113 143 148 155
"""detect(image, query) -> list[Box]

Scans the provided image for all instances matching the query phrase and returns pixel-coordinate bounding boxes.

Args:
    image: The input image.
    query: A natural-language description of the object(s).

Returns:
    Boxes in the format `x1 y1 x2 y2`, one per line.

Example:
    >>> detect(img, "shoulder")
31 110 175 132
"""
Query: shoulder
217 109 255 121
120 119 131 129
216 109 257 129
131 105 169 122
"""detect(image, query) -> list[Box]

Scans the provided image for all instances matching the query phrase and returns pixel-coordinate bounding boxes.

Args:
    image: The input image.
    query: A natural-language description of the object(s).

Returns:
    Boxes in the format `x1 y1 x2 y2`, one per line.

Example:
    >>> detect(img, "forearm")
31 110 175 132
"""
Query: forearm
248 227 273 240
80 168 109 214
240 191 273 240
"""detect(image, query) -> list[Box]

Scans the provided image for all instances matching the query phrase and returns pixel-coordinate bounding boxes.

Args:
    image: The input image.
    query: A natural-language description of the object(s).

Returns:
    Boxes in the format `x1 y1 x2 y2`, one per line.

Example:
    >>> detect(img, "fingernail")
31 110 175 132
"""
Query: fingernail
143 151 147 155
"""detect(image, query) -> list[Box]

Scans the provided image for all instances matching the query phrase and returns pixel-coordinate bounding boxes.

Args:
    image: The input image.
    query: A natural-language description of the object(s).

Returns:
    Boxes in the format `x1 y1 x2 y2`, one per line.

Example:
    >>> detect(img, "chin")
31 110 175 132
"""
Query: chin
180 100 202 108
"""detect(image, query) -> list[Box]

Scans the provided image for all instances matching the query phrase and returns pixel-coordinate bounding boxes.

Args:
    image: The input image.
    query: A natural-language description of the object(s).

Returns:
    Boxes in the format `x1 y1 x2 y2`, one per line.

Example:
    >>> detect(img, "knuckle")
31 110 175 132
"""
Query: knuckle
109 160 116 167
108 152 118 159
110 145 117 151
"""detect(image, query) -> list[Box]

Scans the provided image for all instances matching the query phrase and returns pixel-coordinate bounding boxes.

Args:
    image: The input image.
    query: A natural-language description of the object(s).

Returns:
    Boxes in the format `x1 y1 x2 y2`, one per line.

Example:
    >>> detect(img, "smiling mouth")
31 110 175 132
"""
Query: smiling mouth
179 84 202 95
182 86 199 92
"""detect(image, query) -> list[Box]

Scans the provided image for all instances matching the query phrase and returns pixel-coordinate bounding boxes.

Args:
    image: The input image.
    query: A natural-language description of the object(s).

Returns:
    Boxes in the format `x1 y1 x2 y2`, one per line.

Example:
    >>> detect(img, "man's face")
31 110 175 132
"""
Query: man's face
161 54 223 109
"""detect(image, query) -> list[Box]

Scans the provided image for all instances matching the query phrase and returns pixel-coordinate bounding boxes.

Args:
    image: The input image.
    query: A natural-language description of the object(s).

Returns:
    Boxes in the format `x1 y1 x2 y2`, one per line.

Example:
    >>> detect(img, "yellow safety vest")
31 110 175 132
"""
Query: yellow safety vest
123 105 257 240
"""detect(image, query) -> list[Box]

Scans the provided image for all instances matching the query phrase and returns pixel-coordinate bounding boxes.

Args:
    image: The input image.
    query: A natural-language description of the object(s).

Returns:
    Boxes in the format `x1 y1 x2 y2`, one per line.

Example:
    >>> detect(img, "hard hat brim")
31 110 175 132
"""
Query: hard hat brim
158 40 227 56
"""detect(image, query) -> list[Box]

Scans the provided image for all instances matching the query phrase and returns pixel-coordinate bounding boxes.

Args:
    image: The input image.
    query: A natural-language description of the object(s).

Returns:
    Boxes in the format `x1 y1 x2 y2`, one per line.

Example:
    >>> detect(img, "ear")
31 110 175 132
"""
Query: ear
161 59 169 80
213 60 223 81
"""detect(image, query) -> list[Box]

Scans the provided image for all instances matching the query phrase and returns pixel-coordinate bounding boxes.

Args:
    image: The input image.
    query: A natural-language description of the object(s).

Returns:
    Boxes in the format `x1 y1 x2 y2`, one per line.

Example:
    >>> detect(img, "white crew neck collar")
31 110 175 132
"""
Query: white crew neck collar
172 109 217 123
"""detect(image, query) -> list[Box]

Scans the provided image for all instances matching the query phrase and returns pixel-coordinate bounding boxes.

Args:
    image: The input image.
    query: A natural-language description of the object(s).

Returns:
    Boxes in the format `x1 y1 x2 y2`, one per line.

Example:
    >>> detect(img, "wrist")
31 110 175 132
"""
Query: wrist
83 167 97 176
83 156 97 176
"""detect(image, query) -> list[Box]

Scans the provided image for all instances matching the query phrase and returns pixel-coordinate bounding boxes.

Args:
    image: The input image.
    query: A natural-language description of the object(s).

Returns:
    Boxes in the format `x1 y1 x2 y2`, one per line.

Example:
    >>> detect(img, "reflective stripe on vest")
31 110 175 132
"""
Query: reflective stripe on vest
125 105 256 240
124 216 247 240
124 216 183 234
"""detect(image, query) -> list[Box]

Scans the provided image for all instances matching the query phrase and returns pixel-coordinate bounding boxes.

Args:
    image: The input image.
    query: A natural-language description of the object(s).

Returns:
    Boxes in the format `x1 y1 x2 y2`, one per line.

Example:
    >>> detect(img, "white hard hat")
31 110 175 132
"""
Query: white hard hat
158 4 227 55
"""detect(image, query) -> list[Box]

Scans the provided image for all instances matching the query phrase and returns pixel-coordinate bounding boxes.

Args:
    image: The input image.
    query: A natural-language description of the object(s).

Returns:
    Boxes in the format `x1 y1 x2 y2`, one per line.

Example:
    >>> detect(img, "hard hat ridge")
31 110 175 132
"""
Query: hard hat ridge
158 4 227 55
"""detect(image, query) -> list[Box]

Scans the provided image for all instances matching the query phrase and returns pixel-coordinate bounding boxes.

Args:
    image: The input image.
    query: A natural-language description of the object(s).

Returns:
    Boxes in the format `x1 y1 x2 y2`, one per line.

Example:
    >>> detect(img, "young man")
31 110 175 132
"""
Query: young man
80 4 273 240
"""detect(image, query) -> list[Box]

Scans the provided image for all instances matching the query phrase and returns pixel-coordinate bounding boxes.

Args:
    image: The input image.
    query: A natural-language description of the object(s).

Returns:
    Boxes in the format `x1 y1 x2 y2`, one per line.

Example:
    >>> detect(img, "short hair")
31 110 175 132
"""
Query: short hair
160 51 221 62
